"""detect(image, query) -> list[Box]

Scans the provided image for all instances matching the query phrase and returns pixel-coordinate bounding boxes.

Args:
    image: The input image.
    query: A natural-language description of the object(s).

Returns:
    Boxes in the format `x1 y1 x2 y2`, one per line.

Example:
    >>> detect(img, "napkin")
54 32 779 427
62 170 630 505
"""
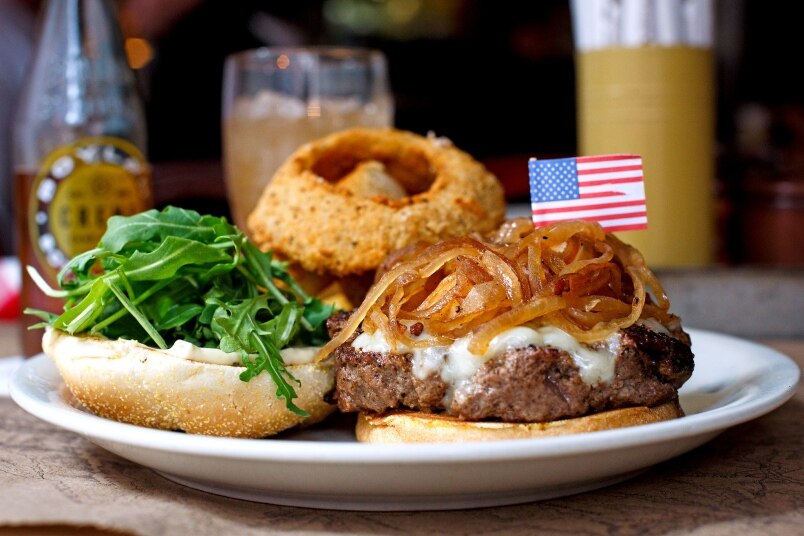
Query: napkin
0 256 20 320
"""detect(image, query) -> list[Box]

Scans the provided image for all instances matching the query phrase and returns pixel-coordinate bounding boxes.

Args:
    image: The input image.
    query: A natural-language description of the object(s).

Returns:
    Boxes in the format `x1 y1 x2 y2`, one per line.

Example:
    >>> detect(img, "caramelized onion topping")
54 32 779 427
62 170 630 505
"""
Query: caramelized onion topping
316 219 671 361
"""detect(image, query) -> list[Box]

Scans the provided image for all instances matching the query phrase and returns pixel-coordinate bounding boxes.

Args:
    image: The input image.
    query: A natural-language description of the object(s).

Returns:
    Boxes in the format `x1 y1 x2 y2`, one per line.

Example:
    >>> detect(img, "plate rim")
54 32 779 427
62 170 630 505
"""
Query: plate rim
9 328 800 464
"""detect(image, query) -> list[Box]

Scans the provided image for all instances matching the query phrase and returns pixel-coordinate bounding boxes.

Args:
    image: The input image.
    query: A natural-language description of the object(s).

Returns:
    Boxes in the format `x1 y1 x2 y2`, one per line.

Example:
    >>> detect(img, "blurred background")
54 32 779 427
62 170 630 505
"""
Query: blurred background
1 0 802 264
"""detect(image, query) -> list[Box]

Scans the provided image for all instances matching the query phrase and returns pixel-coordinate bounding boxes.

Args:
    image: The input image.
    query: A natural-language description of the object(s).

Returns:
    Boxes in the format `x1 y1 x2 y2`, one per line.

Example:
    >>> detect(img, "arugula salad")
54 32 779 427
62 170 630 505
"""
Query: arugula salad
28 206 334 416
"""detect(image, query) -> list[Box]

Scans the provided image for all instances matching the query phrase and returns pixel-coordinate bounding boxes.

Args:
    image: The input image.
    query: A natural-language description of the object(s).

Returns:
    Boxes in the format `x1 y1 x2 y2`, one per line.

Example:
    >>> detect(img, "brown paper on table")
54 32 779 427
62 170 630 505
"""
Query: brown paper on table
0 525 129 535
0 399 347 536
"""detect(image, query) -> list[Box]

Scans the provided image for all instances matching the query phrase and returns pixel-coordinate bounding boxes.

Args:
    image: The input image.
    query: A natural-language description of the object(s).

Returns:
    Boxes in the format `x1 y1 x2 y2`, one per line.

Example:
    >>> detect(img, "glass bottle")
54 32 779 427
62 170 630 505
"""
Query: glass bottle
13 0 152 356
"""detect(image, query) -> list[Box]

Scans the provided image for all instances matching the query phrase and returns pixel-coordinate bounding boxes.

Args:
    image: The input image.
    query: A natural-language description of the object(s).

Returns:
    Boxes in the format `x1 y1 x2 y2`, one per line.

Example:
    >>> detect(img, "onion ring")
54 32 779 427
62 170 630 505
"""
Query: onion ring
248 128 506 277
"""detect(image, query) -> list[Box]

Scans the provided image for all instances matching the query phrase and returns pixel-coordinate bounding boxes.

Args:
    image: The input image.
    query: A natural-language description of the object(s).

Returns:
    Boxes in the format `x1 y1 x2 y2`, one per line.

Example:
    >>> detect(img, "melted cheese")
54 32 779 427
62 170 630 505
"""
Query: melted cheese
352 326 621 405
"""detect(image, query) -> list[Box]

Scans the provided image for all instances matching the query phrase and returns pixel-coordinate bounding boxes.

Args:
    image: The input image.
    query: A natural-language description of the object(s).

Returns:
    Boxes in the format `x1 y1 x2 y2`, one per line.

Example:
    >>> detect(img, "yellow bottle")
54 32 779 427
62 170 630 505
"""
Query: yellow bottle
576 46 715 267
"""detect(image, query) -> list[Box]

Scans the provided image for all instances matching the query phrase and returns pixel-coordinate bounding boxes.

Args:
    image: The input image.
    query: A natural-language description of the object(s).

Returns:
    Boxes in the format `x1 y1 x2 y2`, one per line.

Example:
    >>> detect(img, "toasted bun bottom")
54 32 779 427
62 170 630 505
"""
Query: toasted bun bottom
43 329 336 438
355 400 683 443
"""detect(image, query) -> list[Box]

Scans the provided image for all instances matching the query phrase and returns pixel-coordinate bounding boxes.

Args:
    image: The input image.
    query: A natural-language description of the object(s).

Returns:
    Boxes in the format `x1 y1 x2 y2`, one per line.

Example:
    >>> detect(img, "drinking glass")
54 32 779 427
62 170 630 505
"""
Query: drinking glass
571 0 715 267
222 47 393 232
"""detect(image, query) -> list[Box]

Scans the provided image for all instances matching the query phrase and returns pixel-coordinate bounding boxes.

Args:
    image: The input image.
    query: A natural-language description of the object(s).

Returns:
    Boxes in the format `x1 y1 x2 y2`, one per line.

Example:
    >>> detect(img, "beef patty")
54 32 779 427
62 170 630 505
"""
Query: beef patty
327 312 694 423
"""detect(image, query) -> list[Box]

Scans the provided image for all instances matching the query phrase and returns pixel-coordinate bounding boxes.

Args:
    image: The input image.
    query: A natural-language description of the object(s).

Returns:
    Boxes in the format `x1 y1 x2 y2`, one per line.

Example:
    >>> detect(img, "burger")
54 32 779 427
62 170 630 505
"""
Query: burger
318 218 694 442
29 206 336 438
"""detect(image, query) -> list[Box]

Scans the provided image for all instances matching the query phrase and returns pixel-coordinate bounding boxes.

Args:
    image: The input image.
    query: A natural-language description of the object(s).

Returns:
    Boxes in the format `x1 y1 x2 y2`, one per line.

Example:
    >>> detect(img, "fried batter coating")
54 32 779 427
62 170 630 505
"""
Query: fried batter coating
248 128 506 276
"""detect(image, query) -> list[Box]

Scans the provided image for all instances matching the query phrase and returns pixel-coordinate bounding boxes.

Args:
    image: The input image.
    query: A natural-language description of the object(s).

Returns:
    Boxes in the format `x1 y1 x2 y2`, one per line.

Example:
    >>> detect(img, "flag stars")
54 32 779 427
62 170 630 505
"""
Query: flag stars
529 158 579 203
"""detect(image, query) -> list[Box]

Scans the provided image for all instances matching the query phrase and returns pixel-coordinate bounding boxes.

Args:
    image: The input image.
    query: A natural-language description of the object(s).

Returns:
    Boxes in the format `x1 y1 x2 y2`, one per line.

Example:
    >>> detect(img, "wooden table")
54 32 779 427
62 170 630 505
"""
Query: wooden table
0 321 801 535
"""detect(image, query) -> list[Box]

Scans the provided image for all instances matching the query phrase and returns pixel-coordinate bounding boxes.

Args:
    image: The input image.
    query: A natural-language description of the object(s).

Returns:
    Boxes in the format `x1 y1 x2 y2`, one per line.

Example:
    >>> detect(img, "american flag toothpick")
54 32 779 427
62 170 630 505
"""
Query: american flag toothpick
529 154 648 232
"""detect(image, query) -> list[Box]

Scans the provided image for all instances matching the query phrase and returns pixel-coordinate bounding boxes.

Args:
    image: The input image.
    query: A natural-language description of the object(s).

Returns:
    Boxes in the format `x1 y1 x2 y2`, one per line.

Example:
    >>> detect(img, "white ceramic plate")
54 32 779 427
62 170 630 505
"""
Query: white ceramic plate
9 329 800 511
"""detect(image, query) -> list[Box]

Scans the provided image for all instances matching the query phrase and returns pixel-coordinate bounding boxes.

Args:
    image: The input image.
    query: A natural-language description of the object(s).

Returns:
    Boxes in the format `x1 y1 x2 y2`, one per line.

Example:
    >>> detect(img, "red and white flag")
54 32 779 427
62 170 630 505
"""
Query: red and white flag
529 154 648 232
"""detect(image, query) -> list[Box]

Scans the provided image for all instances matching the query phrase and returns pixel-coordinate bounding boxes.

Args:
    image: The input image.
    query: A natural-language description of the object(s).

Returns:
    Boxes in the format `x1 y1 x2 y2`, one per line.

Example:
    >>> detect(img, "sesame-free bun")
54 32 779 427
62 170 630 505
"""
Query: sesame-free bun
248 128 506 277
43 328 336 438
355 400 683 443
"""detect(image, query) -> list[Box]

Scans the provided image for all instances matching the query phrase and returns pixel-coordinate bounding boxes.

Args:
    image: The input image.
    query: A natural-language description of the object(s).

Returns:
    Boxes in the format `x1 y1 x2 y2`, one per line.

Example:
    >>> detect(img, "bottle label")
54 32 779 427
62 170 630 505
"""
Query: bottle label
29 136 151 277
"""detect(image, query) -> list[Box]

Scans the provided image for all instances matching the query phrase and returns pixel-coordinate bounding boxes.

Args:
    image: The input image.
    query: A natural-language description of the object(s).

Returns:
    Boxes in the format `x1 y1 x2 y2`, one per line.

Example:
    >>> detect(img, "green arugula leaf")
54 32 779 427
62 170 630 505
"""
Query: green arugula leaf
299 298 335 346
265 302 302 348
154 303 204 331
120 237 232 281
51 278 112 334
106 280 167 349
102 206 217 252
211 297 308 416
245 331 306 416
